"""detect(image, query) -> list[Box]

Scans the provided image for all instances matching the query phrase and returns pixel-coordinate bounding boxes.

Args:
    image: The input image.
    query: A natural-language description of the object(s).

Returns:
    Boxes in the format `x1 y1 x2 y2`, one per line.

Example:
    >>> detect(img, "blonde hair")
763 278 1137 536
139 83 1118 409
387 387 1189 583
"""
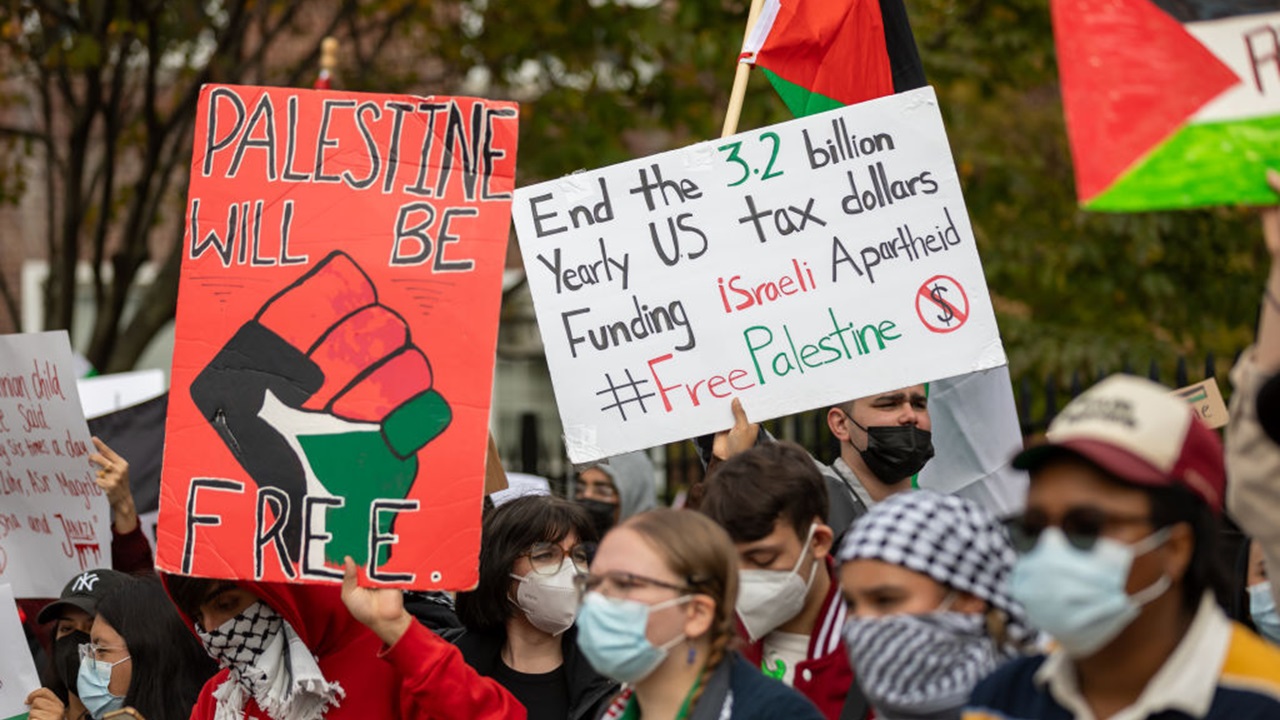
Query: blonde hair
622 508 739 708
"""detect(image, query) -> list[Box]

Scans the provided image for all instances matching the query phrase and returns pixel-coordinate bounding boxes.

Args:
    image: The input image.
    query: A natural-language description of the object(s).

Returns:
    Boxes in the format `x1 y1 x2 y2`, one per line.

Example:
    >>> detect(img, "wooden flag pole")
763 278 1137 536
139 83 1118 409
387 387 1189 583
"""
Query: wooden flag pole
721 0 768 138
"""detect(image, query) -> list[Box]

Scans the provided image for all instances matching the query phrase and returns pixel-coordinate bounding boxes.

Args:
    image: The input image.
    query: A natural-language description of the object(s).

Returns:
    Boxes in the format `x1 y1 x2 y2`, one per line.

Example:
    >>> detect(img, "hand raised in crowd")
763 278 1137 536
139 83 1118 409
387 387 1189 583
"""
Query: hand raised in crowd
711 397 760 461
1257 169 1280 373
25 688 65 720
89 436 138 534
341 556 412 647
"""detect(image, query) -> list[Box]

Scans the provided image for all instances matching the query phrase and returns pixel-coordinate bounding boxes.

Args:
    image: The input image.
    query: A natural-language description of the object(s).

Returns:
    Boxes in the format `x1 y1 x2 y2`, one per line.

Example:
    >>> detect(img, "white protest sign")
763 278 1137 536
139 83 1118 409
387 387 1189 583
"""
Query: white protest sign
0 332 111 598
0 584 40 720
77 369 167 419
514 87 1006 462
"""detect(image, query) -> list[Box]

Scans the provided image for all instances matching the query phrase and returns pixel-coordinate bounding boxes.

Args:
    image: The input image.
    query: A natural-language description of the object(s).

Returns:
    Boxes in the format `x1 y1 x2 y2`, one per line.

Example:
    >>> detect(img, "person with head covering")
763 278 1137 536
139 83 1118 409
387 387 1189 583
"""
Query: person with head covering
838 490 1034 720
968 374 1280 720
32 569 131 720
573 450 658 538
27 573 217 720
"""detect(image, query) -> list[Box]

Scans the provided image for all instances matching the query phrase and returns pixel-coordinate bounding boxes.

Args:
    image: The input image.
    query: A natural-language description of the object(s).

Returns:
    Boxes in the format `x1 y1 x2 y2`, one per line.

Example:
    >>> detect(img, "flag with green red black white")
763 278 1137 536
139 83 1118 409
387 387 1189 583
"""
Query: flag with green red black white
1055 0 1280 211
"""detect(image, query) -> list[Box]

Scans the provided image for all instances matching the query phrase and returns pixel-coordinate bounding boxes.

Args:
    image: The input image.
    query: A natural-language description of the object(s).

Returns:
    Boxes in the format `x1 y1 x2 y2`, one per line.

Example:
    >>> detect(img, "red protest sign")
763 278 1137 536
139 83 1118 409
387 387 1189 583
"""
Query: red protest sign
156 85 518 589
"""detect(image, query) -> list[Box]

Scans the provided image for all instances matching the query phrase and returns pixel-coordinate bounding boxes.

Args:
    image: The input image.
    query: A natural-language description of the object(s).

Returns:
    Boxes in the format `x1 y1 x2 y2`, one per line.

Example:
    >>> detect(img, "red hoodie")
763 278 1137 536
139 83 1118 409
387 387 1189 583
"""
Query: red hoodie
173 578 525 720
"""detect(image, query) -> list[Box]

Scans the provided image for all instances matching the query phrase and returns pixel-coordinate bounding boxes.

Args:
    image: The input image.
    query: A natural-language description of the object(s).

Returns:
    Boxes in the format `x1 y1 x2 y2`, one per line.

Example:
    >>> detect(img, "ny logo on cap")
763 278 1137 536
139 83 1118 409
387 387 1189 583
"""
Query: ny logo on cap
72 572 100 593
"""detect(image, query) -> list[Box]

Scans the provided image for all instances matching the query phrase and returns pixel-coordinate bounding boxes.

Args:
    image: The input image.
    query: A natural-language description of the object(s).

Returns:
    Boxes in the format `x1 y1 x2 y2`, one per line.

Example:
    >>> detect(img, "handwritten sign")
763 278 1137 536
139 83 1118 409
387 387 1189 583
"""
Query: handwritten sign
0 332 108 599
1175 378 1229 430
1055 1 1280 209
157 85 518 589
0 584 40 720
513 87 1005 462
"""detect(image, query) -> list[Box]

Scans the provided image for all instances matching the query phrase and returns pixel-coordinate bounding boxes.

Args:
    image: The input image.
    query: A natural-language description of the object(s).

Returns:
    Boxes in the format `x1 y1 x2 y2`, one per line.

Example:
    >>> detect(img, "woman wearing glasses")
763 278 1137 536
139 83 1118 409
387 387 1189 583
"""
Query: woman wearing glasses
27 574 215 720
453 495 617 720
577 508 823 720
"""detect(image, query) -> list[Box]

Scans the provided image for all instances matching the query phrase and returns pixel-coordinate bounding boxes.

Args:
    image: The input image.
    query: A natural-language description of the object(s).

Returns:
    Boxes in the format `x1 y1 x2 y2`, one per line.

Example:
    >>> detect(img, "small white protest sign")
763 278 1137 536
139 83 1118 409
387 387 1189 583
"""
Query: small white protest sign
0 332 111 598
0 584 41 720
514 86 1006 462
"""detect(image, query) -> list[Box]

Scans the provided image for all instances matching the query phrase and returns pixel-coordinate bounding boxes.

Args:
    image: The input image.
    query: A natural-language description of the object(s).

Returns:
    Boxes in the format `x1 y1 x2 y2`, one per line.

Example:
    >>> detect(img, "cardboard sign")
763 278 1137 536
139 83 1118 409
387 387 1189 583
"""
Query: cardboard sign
0 584 40 720
0 332 110 599
157 85 518 589
1175 378 1229 429
1054 0 1280 210
513 86 1005 462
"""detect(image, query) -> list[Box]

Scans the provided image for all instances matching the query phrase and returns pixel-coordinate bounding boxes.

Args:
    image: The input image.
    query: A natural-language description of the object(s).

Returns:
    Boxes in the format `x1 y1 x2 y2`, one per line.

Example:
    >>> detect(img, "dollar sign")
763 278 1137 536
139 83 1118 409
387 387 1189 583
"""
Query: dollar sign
930 284 955 325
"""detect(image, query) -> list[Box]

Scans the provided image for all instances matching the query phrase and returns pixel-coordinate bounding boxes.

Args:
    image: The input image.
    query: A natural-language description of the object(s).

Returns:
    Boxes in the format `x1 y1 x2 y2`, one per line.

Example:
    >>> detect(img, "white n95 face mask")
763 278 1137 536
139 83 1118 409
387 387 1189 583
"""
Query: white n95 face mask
512 558 582 636
737 523 819 642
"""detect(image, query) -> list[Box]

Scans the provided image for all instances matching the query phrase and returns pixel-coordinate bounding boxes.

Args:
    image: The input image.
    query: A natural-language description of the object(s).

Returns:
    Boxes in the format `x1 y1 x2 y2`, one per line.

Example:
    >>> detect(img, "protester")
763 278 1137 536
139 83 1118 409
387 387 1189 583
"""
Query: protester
577 507 823 719
1227 170 1280 610
453 495 616 720
573 450 658 539
696 387 932 534
27 573 216 720
838 490 1035 720
166 569 525 720
1241 539 1280 644
697 442 854 720
967 374 1280 719
32 569 132 719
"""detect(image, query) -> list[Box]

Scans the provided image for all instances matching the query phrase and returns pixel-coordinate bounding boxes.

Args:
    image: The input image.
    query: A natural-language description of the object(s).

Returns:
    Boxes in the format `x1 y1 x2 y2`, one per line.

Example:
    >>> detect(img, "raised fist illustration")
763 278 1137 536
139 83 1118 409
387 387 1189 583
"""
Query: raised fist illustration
190 251 450 568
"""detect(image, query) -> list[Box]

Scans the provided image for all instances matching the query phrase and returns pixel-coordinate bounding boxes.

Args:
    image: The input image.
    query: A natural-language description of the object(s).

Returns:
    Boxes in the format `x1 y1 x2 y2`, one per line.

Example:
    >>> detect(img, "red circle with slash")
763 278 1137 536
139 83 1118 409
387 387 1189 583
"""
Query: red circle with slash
916 275 970 334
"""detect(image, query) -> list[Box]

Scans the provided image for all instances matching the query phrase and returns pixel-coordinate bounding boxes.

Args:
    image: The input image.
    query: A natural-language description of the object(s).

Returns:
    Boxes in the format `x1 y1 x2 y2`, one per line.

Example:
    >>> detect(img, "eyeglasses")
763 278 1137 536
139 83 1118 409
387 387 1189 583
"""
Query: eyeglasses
523 542 593 575
1004 506 1154 553
79 642 131 664
573 570 694 599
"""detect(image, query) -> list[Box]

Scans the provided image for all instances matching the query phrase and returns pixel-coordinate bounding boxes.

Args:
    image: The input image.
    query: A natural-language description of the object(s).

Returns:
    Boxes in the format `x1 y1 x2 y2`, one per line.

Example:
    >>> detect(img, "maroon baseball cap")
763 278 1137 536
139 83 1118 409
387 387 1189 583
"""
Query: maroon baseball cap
1013 375 1225 513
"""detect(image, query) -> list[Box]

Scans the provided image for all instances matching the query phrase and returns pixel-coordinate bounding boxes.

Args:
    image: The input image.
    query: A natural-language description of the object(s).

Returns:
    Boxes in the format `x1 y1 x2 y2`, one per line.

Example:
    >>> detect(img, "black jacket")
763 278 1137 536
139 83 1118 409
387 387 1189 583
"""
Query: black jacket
455 626 618 720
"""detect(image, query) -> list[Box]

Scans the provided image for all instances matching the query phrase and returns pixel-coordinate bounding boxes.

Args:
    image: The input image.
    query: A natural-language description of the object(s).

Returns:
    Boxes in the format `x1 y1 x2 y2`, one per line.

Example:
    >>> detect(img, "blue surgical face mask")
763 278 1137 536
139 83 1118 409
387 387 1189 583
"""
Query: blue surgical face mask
1010 526 1170 658
1249 581 1280 644
77 653 129 719
575 591 690 684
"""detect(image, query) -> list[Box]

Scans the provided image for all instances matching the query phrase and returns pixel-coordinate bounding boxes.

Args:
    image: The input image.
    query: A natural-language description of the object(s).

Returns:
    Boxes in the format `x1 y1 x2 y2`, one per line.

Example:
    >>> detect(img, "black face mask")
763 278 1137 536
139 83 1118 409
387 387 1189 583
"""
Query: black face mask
54 629 90 693
850 421 934 482
576 498 618 540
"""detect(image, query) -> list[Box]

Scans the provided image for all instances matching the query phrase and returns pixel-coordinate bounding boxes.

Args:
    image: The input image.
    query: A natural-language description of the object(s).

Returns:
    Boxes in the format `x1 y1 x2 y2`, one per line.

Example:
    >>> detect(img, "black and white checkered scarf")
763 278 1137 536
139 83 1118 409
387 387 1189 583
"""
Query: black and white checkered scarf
196 602 344 720
837 490 1034 649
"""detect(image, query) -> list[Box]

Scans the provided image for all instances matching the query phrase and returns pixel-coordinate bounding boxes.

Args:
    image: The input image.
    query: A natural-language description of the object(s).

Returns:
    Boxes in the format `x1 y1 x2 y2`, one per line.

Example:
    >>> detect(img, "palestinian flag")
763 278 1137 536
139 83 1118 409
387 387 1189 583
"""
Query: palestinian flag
739 0 926 118
1055 0 1280 210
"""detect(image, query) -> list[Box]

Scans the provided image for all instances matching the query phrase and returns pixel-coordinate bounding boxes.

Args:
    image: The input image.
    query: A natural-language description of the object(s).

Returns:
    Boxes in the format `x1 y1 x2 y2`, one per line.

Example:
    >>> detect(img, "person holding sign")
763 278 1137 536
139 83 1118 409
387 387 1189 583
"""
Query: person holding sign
698 442 854 720
702 385 932 535
453 496 617 720
166 571 524 720
968 376 1280 720
576 508 823 720
837 491 1035 720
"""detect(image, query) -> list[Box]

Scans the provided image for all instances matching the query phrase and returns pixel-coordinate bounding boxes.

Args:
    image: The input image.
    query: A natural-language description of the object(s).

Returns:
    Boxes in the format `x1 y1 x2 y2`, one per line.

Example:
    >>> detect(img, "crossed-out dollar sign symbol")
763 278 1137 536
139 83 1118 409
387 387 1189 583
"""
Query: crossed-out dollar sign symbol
929 283 956 326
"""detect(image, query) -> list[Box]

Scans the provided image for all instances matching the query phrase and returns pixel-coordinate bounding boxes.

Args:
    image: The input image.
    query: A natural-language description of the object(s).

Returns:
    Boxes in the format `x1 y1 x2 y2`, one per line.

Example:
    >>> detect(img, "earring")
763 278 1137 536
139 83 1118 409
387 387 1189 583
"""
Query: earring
687 646 697 665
